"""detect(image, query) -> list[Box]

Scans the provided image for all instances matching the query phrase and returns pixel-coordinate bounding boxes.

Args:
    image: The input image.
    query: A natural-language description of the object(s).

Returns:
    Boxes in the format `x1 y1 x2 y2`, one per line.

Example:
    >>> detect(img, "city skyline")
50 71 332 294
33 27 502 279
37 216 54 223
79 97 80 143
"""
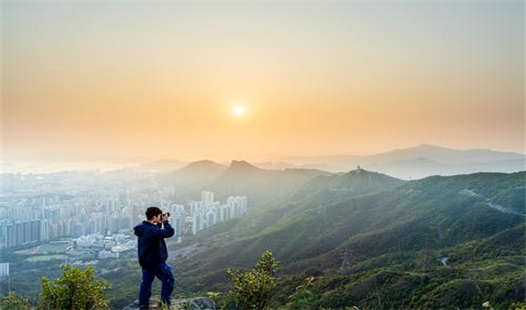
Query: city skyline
2 1 524 168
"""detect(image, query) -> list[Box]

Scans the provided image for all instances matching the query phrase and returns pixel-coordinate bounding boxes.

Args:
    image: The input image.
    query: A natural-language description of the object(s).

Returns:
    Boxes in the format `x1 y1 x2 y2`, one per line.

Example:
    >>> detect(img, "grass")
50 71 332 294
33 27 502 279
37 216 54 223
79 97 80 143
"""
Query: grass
25 255 65 262
15 241 70 255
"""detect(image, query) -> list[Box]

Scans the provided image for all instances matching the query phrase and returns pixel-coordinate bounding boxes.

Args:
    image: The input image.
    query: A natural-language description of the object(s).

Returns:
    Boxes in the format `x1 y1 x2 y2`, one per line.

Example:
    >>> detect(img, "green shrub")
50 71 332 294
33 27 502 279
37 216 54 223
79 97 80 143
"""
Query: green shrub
0 291 32 310
226 250 279 310
40 264 111 310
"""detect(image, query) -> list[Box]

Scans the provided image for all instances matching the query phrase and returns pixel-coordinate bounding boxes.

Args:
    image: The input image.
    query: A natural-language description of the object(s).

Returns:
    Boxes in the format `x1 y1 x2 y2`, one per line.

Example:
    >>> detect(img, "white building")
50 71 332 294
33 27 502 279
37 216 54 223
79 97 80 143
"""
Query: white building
190 191 247 235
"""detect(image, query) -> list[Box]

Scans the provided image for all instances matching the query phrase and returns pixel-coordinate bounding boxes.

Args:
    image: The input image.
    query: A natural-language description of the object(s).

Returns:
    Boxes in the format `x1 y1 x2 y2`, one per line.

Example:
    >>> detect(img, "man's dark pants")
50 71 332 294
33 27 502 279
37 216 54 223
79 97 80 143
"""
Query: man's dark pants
139 263 174 308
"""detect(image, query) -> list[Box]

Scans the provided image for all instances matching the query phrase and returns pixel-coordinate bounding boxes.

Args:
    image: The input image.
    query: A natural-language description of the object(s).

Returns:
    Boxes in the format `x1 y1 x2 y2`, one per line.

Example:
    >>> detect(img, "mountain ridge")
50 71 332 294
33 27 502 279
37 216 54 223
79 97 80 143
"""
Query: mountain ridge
278 144 525 179
181 144 525 179
4 144 522 178
164 170 525 309
154 144 524 184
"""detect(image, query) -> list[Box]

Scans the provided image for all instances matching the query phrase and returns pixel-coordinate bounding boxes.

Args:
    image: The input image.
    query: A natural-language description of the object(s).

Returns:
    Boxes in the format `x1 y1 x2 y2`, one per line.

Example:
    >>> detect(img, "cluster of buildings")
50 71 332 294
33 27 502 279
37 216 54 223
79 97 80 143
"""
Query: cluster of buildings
73 233 136 260
0 171 247 250
189 191 247 235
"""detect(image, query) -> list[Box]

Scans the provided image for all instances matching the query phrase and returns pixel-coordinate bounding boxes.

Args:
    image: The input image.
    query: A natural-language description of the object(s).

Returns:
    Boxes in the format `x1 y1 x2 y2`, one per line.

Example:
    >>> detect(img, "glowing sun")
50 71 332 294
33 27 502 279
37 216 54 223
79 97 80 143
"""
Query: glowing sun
233 104 246 116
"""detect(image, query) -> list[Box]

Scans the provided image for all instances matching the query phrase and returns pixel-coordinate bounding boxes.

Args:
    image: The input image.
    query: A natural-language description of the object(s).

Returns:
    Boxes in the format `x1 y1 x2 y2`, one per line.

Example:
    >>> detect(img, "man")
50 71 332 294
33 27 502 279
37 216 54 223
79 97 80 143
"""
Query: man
134 206 175 309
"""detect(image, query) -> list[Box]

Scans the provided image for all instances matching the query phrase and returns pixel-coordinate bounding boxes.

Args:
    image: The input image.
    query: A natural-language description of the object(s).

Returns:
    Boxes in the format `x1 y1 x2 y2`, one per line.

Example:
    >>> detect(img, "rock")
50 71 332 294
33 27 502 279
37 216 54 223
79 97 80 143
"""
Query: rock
123 297 216 310
173 297 217 310
122 299 162 310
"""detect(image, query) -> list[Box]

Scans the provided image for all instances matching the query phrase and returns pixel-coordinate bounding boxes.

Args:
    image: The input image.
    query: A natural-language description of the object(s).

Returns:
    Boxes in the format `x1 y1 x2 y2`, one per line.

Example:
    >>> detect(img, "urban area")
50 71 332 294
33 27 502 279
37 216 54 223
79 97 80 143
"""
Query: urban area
0 170 247 263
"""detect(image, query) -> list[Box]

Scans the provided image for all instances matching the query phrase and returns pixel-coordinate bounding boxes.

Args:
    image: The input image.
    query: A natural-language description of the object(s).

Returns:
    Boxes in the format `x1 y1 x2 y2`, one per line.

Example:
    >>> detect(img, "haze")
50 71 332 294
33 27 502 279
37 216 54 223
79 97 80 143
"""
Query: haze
2 1 524 166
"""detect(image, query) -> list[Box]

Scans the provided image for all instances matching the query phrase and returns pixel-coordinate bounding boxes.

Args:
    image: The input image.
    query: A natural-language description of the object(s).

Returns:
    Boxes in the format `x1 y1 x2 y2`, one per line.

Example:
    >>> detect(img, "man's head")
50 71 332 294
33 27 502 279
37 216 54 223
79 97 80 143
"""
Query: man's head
145 206 163 221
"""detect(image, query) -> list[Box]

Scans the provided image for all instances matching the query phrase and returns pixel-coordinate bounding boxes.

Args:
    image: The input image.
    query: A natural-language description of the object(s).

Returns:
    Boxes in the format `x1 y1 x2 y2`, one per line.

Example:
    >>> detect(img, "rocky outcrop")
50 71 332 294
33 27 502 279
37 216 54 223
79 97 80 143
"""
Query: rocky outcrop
123 297 216 310
172 297 216 310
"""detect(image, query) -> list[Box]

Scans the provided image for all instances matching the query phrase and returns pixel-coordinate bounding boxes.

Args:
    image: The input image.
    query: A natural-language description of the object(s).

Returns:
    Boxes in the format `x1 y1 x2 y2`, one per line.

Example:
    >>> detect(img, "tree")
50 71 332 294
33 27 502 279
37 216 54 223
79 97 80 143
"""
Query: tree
40 263 111 310
226 250 279 310
0 291 32 310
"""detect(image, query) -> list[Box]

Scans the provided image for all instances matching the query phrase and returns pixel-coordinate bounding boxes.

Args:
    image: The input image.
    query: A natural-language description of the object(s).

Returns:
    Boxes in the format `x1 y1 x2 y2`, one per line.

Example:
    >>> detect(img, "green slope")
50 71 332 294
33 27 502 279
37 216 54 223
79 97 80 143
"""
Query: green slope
168 171 525 308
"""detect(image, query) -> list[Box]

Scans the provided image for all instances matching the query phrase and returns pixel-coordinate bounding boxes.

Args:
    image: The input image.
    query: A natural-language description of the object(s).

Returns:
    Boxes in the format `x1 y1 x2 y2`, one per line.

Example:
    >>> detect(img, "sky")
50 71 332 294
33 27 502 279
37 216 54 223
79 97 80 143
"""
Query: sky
2 0 524 168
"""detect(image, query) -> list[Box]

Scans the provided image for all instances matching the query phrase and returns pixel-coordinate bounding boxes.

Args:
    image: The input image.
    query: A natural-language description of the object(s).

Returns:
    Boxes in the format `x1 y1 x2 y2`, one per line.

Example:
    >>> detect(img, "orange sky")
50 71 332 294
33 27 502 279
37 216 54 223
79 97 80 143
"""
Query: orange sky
2 1 524 165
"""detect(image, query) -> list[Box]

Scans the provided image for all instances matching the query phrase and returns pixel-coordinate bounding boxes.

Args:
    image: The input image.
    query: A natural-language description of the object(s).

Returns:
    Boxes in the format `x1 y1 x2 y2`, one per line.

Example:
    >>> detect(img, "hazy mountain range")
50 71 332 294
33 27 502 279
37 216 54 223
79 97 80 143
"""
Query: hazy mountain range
146 144 525 181
274 144 526 179
3 144 524 178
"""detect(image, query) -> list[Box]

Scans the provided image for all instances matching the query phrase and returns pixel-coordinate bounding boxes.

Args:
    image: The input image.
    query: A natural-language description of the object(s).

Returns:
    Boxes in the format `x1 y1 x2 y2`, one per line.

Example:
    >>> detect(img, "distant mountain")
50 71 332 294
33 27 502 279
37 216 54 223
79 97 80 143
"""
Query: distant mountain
289 168 405 210
178 160 228 175
369 144 523 164
156 160 228 198
251 161 298 170
299 168 404 195
136 159 188 172
282 144 525 179
210 161 332 207
221 160 268 176
209 160 275 202
157 160 331 206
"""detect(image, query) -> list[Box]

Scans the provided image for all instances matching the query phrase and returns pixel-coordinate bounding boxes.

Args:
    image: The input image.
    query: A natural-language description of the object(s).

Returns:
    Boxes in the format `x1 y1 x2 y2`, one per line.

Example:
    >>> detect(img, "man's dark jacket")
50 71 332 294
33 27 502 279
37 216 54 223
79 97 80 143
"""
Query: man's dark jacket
134 220 175 269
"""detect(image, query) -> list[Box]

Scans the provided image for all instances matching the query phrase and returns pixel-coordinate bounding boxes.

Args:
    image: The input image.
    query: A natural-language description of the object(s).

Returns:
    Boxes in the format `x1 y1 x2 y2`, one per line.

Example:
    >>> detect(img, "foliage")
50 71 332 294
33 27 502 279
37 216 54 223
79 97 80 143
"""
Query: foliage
39 263 111 310
0 291 32 310
286 276 316 309
509 301 526 310
226 250 279 310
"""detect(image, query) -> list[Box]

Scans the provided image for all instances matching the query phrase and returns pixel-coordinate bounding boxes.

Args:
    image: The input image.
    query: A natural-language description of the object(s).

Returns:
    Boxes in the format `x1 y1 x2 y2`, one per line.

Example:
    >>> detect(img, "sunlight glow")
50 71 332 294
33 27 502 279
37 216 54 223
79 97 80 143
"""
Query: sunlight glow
233 104 246 116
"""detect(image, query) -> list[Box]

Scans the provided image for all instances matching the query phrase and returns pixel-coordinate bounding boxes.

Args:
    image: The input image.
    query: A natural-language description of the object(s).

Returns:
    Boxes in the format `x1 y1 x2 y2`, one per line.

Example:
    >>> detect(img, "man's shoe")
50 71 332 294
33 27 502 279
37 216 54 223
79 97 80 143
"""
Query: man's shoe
159 300 171 309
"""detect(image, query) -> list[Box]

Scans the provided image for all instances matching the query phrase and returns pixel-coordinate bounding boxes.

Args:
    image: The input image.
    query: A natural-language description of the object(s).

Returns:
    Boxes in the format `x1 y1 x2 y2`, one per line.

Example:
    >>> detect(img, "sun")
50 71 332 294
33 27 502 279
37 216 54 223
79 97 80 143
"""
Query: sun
233 104 246 116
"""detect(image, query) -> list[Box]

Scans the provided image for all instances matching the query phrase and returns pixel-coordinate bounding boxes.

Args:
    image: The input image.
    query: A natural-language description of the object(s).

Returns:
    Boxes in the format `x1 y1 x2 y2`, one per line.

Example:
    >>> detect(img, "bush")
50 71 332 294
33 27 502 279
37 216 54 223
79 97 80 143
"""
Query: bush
0 291 32 310
40 264 111 310
226 250 279 310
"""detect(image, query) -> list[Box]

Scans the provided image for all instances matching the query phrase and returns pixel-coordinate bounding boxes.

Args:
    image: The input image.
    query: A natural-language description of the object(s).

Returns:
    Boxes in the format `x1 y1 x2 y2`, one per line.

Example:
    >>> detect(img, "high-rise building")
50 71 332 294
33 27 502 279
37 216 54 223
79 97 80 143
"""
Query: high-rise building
40 219 50 241
201 191 214 206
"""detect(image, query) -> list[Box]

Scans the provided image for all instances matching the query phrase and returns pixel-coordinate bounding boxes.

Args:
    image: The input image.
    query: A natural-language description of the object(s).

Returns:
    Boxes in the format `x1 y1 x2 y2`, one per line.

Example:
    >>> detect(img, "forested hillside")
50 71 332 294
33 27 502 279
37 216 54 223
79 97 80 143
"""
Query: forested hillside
168 170 525 309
